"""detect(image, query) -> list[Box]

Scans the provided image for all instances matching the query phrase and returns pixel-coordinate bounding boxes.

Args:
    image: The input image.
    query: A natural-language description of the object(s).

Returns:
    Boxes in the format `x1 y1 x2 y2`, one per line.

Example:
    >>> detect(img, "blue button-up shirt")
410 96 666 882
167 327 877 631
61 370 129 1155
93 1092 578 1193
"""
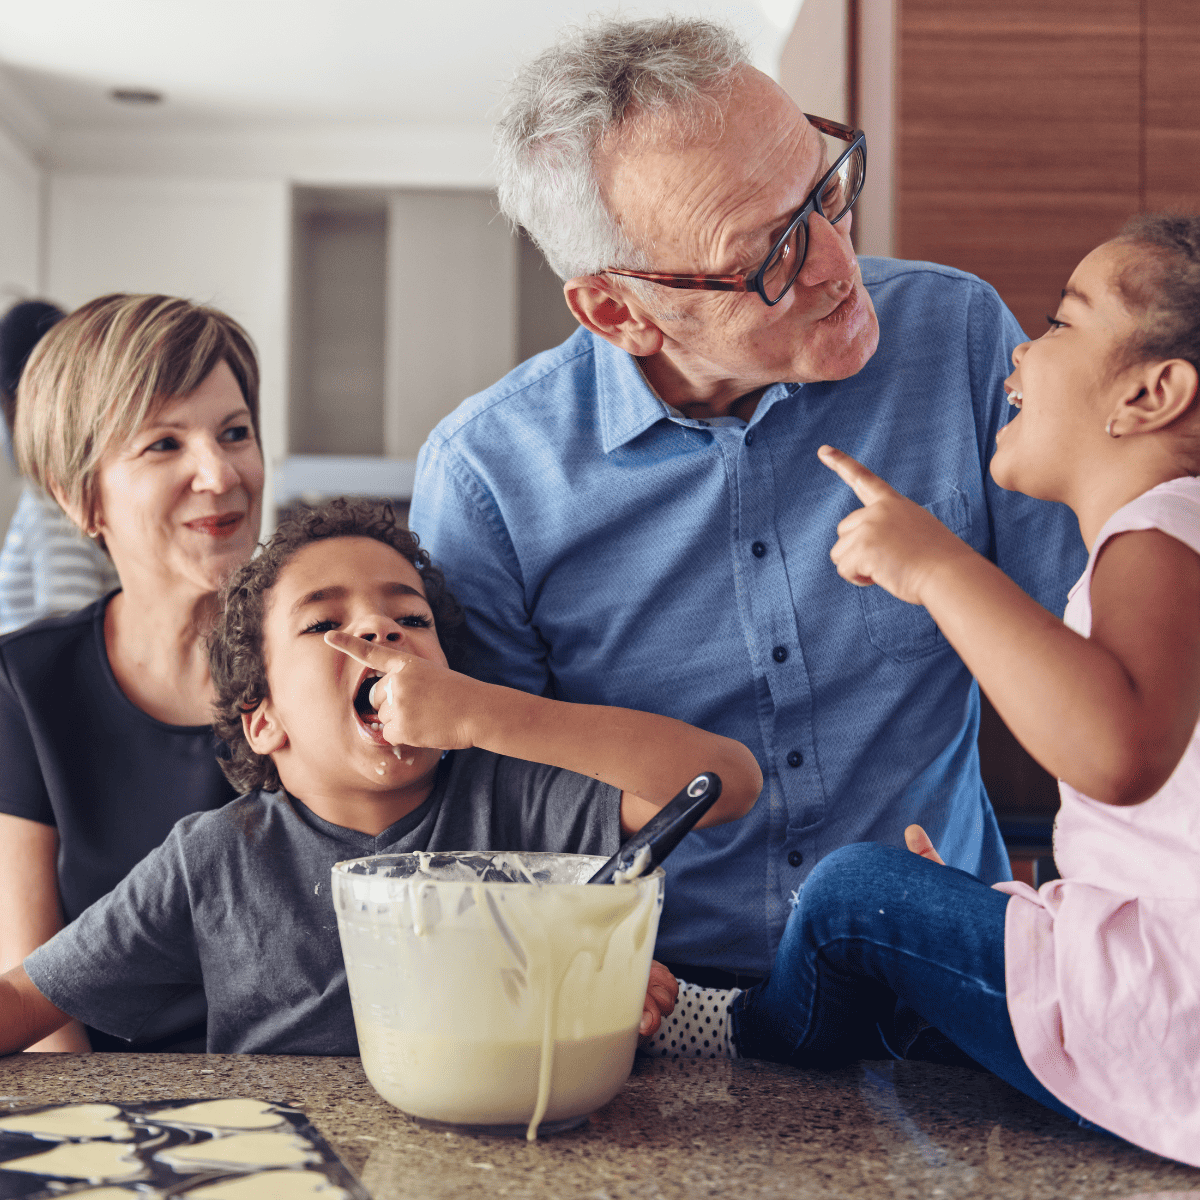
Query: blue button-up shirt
410 258 1086 975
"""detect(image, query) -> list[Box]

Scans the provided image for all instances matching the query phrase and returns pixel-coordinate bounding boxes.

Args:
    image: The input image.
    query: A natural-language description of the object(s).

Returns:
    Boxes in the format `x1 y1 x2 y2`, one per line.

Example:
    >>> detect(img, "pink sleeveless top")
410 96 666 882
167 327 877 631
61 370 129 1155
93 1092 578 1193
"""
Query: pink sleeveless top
997 476 1200 1164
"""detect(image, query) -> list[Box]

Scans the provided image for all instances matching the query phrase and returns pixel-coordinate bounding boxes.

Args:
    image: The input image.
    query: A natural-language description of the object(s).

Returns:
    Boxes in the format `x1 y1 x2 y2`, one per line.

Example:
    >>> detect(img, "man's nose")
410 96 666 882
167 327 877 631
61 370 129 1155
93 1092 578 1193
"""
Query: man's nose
796 211 857 289
190 439 241 493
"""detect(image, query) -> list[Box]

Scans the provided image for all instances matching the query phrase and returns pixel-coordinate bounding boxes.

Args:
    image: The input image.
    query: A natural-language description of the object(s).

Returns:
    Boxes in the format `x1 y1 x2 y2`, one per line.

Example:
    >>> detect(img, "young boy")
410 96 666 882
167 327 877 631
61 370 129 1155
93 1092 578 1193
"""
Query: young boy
0 499 761 1055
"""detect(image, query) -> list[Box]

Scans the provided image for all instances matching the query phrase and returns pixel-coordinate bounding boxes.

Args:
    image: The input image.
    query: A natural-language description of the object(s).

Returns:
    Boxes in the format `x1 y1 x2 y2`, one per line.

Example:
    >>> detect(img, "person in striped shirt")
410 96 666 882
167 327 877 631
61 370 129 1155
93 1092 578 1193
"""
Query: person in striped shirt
0 300 119 634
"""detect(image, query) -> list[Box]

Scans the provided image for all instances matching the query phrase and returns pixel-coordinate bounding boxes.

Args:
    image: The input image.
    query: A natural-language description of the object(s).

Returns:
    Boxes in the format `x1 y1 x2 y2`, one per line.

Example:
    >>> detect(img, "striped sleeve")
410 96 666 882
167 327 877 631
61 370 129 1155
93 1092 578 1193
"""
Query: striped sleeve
0 488 119 634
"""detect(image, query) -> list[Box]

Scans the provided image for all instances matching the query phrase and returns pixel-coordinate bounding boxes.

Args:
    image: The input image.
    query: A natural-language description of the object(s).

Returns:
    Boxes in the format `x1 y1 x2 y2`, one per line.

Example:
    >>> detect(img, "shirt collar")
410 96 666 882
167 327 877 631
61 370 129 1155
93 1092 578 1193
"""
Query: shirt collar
594 334 677 454
591 331 801 452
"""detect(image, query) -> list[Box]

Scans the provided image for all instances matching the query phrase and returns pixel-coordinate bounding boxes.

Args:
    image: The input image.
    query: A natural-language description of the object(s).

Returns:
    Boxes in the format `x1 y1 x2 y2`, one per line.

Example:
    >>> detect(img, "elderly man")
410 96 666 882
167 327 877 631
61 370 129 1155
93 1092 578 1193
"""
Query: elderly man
409 16 1084 986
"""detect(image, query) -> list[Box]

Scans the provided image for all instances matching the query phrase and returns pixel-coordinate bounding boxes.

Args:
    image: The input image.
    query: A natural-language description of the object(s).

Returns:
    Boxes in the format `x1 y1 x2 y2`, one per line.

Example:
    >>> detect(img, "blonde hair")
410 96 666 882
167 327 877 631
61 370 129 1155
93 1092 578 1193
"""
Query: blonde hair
14 294 260 531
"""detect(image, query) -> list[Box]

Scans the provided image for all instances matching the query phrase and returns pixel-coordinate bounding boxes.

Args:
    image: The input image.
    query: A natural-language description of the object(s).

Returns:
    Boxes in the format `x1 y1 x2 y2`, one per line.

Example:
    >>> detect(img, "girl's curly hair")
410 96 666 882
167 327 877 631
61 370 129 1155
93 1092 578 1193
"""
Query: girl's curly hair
209 498 462 794
1113 212 1200 373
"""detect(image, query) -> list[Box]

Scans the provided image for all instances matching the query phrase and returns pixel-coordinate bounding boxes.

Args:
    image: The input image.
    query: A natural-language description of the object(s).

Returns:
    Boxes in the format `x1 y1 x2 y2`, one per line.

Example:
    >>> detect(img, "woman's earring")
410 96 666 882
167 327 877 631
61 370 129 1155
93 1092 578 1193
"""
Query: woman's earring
1106 419 1120 439
85 527 99 539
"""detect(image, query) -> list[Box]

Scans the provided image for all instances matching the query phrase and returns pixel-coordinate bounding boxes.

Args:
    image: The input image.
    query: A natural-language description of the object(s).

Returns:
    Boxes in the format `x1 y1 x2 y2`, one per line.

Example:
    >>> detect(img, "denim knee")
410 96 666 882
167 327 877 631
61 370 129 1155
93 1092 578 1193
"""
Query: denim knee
792 842 904 946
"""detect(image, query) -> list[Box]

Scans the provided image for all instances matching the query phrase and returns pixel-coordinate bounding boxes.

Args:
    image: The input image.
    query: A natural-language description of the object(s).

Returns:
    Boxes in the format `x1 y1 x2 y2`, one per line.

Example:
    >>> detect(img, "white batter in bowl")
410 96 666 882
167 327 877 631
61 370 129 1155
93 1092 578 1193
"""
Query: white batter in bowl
332 851 664 1139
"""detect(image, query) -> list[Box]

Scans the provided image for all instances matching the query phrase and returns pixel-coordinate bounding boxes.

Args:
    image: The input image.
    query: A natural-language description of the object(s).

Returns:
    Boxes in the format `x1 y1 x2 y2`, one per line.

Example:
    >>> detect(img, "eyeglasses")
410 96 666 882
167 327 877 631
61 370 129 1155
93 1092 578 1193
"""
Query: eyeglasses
605 114 866 307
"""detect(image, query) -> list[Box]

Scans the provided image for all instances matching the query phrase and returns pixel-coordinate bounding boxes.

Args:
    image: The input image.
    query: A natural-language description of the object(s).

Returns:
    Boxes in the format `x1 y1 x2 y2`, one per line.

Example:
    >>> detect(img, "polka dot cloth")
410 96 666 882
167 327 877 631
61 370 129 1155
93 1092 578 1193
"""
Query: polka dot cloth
648 980 740 1060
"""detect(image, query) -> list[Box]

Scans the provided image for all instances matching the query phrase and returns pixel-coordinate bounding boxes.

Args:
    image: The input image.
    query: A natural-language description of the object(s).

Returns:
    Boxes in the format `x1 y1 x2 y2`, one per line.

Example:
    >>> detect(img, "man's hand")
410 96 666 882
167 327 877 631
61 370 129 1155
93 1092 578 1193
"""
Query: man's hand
904 824 946 866
639 960 678 1040
818 445 972 606
325 631 480 752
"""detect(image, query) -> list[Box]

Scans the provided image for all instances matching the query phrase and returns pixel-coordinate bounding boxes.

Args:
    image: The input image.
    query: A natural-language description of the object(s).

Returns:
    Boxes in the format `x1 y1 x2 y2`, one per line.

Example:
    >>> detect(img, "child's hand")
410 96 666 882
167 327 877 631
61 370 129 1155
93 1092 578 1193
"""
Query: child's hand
324 631 480 751
639 960 678 1040
818 445 972 606
904 824 946 866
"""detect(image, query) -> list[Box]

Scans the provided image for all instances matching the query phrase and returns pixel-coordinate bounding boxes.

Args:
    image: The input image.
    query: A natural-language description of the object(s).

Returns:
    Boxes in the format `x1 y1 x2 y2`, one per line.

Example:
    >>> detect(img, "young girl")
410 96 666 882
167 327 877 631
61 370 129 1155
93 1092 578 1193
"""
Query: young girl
654 214 1200 1163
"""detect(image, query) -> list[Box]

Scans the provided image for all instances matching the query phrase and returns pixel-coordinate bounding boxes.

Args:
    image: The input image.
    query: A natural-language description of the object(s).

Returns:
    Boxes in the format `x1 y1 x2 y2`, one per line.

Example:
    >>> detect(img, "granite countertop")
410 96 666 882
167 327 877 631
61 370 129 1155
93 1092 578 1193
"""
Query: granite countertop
1 1051 1197 1199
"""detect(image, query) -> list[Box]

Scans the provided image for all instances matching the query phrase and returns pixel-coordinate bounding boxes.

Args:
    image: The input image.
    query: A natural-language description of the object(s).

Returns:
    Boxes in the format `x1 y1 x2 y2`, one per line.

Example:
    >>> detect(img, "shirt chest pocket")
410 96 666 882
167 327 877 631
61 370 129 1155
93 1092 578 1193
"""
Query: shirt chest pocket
857 489 971 663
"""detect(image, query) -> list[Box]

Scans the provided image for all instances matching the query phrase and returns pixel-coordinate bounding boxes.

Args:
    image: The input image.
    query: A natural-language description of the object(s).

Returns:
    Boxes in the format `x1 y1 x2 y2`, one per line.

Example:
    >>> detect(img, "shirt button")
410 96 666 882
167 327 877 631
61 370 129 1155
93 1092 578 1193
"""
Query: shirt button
751 541 766 558
786 749 803 767
772 645 788 663
744 430 755 446
787 850 803 868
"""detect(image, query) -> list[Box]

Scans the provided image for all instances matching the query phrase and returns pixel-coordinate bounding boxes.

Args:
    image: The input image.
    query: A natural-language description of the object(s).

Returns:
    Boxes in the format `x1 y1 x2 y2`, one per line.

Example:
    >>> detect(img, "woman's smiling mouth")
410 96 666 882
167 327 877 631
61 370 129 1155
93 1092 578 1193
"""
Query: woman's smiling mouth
185 513 244 537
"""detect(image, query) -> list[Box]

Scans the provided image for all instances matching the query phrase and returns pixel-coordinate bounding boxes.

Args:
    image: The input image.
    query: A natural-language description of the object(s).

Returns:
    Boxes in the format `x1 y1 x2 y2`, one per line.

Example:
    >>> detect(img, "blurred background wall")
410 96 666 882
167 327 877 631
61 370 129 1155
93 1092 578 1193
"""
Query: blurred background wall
0 0 806 530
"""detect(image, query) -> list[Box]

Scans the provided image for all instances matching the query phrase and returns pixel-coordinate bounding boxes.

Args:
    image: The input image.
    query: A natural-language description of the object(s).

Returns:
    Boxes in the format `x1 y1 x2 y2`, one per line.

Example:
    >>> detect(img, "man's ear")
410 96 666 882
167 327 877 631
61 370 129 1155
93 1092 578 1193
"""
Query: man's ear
563 276 665 358
1109 358 1200 437
243 699 288 757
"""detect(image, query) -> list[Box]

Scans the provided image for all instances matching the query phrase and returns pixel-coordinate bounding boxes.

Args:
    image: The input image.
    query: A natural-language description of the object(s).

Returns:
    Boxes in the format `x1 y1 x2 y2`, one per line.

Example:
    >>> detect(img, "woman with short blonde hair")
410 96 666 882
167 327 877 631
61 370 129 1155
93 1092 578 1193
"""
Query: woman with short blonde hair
16 293 260 533
0 293 265 1052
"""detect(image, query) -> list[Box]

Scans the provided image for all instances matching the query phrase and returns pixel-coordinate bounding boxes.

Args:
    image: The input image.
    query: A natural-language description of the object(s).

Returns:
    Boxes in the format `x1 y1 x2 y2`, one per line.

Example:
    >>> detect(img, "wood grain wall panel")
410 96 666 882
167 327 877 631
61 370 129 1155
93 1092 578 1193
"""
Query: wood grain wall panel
897 1 1141 336
900 193 1136 332
1145 0 1200 211
903 0 1141 26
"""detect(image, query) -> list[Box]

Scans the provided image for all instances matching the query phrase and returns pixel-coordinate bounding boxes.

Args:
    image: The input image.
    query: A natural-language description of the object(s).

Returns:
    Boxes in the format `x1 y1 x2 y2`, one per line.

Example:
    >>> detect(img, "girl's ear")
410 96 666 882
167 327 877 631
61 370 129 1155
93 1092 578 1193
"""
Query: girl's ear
243 700 288 756
1109 358 1200 437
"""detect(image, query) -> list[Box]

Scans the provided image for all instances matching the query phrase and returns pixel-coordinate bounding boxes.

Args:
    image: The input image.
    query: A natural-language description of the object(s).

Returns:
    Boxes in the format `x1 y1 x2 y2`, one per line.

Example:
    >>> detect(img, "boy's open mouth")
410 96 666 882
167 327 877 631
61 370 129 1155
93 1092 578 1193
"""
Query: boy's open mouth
353 670 390 744
354 672 381 718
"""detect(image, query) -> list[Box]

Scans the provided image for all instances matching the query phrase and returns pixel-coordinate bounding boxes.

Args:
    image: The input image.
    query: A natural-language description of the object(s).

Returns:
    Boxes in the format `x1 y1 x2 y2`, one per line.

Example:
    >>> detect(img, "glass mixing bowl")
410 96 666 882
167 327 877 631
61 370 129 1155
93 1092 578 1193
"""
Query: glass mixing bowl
333 851 664 1138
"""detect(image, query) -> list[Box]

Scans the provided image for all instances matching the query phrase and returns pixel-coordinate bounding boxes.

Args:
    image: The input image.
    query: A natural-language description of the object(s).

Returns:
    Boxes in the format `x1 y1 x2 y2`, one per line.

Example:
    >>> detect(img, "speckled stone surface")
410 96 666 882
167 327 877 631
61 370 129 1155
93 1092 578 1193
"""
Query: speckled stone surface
1 1052 1198 1199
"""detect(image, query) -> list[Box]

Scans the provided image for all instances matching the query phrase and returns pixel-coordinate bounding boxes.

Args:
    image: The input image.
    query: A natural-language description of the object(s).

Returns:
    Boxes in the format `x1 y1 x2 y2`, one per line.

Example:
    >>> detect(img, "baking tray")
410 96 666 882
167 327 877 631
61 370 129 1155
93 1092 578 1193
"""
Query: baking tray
0 1098 369 1198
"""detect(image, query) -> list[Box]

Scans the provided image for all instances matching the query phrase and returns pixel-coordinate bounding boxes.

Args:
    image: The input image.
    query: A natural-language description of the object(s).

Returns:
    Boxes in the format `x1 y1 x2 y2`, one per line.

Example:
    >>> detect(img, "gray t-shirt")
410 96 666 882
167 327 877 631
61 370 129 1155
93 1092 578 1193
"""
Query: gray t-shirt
25 748 620 1055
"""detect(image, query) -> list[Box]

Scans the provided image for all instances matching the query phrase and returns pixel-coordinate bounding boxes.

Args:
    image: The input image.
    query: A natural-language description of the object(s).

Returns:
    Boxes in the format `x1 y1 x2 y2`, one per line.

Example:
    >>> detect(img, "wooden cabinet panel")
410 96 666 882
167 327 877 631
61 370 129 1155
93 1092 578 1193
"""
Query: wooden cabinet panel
1145 0 1200 211
900 192 1137 333
903 0 1141 25
897 1 1141 336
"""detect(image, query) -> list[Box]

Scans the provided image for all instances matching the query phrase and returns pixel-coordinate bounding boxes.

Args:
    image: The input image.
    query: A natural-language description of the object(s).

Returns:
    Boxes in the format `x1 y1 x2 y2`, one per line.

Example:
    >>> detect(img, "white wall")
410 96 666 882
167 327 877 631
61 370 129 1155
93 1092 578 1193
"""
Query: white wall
777 0 895 260
384 190 516 460
291 205 387 457
45 174 291 517
0 124 44 534
857 0 896 258
779 0 848 124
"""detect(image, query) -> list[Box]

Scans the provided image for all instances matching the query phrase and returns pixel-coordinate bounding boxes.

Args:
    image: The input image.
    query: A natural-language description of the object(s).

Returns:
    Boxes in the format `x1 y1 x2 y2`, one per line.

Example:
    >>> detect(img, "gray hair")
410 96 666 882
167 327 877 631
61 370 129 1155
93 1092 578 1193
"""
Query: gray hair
494 15 751 286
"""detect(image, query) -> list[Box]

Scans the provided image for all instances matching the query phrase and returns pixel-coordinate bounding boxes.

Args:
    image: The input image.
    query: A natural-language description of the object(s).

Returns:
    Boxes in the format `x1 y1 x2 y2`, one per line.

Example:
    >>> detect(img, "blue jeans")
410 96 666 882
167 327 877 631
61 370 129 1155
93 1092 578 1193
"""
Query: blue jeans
731 843 1089 1127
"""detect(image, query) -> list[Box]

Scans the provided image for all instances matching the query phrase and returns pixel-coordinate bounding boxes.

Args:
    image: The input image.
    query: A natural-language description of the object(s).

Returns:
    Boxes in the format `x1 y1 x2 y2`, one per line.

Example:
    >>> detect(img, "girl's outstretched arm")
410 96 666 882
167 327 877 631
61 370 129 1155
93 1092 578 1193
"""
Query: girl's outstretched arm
819 446 1200 806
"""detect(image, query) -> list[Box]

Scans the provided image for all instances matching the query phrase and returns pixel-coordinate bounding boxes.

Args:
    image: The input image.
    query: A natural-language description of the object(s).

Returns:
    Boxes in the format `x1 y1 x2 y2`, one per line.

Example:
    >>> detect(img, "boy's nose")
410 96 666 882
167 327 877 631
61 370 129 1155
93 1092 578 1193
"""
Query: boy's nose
354 617 405 644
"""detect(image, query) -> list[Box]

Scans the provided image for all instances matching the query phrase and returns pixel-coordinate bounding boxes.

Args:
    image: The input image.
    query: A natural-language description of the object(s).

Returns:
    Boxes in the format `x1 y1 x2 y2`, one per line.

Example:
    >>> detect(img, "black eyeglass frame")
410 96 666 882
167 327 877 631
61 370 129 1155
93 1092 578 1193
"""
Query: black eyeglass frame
605 114 867 307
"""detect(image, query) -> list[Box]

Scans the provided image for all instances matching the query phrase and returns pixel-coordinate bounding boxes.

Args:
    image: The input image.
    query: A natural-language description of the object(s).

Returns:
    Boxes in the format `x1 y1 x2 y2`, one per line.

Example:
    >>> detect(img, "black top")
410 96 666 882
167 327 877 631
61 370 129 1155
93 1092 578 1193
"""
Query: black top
0 593 235 924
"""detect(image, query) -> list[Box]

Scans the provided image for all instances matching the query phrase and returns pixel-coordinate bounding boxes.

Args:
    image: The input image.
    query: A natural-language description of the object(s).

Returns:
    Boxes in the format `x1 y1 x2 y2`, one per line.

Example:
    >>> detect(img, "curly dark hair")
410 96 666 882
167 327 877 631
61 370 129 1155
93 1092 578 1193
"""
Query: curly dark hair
209 498 462 794
1112 212 1200 373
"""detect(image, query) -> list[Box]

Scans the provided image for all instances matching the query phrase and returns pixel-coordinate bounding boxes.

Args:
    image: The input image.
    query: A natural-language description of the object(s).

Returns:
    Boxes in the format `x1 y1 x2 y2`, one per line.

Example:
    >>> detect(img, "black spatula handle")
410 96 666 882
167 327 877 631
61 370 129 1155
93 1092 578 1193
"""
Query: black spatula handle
587 772 722 885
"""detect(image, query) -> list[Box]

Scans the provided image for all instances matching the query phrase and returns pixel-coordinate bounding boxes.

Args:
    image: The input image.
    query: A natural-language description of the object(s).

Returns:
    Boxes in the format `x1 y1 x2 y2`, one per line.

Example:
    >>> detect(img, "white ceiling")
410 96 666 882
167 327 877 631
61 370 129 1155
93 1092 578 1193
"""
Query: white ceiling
0 0 802 141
